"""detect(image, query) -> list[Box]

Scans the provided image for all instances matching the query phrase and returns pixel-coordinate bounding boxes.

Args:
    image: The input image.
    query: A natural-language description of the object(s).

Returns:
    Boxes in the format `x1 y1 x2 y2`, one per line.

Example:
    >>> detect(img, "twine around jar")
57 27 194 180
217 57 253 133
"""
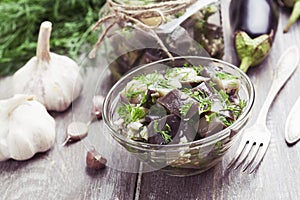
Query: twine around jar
88 0 197 59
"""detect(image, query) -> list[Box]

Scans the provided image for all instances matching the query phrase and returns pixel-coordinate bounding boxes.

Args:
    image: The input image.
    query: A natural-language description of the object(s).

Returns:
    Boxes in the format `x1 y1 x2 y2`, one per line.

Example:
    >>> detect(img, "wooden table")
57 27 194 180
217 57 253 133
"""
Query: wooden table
1 1 300 199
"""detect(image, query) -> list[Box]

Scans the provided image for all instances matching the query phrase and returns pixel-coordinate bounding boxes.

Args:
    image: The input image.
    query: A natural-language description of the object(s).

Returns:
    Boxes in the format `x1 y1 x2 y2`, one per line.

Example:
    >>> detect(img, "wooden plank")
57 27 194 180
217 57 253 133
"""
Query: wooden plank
137 1 300 200
0 58 138 200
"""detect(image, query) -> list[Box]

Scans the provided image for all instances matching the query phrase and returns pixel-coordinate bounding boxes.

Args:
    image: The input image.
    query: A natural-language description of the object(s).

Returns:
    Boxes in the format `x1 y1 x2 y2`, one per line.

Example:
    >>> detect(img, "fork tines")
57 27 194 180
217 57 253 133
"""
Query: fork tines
227 135 270 173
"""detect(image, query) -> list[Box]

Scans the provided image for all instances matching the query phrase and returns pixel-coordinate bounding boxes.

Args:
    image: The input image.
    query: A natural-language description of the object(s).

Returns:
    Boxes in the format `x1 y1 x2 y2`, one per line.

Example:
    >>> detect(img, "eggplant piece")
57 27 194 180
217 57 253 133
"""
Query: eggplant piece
182 102 200 121
131 137 147 143
142 89 157 109
148 129 167 145
165 67 209 85
148 114 181 145
145 103 168 123
173 122 197 143
192 82 214 97
188 3 225 59
147 114 197 144
219 110 235 121
209 95 224 113
213 72 241 94
229 93 241 105
196 113 227 138
157 89 191 116
229 0 279 72
121 79 147 104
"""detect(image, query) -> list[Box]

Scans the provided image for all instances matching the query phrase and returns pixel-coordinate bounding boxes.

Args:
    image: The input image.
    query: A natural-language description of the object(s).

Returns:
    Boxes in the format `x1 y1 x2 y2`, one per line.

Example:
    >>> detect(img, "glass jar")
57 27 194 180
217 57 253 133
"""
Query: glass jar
94 0 224 80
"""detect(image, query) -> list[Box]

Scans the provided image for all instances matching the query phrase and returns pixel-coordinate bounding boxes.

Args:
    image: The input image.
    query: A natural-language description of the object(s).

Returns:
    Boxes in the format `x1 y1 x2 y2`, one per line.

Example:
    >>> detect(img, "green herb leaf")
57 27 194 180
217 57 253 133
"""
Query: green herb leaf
153 121 172 143
205 113 232 127
180 102 193 116
193 65 204 75
216 72 238 80
240 99 247 110
125 90 144 99
218 89 231 105
218 115 233 126
182 88 212 115
133 72 171 89
205 113 217 123
198 98 212 115
117 103 147 125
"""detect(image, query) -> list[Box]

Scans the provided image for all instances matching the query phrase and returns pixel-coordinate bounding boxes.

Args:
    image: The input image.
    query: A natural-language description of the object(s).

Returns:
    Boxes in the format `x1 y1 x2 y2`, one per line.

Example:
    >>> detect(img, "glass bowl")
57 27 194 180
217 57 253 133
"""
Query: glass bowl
102 56 255 176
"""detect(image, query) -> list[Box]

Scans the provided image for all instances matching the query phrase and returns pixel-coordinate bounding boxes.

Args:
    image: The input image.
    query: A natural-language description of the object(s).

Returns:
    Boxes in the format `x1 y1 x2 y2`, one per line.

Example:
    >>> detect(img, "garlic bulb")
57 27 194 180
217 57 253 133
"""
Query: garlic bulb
0 94 56 161
13 21 83 112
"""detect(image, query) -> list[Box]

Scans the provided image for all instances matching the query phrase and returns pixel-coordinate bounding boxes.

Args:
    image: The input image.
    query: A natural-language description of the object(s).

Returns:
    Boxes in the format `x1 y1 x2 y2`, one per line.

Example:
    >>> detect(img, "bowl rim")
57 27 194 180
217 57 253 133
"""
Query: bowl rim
102 56 255 149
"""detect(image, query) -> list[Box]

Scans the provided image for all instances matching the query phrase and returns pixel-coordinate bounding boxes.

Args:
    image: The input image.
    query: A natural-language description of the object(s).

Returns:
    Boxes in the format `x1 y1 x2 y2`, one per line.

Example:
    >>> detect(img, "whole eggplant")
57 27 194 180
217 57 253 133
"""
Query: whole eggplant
229 0 279 72
281 0 300 33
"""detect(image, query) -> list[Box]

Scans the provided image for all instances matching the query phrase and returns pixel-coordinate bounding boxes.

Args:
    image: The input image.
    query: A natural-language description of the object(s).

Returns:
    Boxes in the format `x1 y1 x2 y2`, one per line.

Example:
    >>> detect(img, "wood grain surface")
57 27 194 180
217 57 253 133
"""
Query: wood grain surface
1 1 300 200
0 61 138 200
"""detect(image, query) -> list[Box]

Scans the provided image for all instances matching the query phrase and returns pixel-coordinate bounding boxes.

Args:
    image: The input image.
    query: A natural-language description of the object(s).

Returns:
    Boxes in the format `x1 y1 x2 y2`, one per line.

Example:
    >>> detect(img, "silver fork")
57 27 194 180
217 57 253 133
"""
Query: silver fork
228 46 300 173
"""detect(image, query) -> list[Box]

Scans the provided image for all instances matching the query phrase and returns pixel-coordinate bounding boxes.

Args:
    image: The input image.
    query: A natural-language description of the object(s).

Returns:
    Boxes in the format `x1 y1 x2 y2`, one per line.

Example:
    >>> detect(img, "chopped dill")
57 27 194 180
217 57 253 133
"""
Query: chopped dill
117 104 147 125
205 112 232 127
180 102 194 116
125 90 143 99
153 121 172 143
182 88 212 115
205 113 217 123
133 72 163 86
218 90 230 105
183 63 190 67
193 65 204 75
240 99 247 110
216 72 238 80
198 98 212 115
226 99 247 118
218 115 233 126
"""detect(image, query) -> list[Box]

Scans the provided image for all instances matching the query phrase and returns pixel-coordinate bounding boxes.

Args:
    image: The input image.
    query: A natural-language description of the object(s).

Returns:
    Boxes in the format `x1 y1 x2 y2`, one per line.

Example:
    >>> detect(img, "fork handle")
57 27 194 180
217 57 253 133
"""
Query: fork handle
256 46 299 124
256 81 286 124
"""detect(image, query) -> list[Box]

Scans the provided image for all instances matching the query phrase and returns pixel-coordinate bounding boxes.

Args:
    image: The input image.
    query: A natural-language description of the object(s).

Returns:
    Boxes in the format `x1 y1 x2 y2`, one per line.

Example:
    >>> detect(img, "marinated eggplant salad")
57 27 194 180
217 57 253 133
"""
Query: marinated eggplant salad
114 64 247 145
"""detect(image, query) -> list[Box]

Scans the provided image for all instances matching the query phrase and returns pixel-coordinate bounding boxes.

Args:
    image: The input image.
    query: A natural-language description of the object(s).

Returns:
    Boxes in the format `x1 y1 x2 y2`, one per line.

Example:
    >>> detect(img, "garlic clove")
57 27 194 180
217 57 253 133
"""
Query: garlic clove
0 94 56 161
13 21 83 112
92 95 105 119
0 140 9 161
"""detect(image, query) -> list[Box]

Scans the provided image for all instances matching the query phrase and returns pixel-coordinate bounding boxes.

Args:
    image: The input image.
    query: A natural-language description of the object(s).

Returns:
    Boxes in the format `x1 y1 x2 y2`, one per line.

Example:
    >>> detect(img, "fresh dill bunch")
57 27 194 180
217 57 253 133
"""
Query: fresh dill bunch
0 0 105 76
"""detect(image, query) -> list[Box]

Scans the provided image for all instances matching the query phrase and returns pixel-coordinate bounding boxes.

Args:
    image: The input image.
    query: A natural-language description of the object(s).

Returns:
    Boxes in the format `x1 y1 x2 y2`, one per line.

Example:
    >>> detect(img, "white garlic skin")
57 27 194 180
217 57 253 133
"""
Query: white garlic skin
13 53 83 112
12 21 83 112
0 94 56 161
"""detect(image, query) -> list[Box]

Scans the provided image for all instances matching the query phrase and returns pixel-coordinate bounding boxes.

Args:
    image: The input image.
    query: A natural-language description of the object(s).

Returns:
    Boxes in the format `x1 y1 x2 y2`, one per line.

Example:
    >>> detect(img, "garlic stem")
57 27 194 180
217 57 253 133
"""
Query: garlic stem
36 21 52 62
2 95 27 115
